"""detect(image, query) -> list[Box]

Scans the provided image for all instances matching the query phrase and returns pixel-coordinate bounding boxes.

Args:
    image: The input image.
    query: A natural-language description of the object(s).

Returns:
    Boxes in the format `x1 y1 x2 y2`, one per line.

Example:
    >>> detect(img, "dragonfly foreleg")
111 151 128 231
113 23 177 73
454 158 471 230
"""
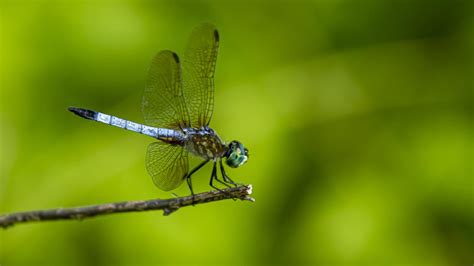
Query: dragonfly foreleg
219 160 239 187
212 163 232 188
209 162 227 193
210 162 236 201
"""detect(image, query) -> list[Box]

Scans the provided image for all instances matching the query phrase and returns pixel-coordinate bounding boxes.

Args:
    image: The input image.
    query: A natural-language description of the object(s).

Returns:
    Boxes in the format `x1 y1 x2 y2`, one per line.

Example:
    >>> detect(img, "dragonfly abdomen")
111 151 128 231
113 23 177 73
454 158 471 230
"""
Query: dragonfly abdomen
68 107 185 142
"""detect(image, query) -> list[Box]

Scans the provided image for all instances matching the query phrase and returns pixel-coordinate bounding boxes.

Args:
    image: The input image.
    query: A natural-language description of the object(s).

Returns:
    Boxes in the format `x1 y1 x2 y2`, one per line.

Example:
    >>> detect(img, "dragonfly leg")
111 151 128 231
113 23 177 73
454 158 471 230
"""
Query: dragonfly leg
209 162 236 200
186 160 210 199
186 175 194 199
209 161 226 193
213 165 232 188
219 160 239 187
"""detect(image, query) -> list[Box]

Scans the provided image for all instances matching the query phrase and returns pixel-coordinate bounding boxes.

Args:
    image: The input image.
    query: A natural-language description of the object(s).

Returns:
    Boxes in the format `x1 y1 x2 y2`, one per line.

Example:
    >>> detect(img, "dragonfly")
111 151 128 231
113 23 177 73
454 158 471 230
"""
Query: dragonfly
68 23 248 195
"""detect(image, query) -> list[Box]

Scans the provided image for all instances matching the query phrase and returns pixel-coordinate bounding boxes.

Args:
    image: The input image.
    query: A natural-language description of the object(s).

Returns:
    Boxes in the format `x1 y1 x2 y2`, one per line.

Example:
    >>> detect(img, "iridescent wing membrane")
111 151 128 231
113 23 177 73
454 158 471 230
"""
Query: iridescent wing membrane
183 23 219 127
146 142 188 191
143 50 189 129
143 24 219 191
144 50 189 190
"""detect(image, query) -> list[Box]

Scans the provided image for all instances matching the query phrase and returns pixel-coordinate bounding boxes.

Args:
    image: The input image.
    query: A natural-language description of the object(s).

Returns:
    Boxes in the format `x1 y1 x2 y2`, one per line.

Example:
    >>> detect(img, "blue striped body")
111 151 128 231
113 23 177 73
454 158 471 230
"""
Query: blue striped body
69 107 185 143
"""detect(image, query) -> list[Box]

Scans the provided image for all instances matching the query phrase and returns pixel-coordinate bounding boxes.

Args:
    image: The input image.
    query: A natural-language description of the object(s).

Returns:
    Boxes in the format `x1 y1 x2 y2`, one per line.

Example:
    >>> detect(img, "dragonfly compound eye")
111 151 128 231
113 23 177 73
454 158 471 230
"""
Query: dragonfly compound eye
226 141 248 168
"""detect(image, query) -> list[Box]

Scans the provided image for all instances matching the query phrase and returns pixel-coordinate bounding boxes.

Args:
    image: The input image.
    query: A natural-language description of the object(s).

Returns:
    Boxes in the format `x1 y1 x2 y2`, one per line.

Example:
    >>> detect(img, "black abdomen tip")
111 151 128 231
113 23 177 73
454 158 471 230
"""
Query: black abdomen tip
68 107 97 120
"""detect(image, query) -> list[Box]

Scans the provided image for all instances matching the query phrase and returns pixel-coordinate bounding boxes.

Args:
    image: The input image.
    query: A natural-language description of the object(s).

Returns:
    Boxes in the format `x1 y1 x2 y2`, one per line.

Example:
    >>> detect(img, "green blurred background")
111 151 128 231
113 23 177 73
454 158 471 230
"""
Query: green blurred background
1 0 473 265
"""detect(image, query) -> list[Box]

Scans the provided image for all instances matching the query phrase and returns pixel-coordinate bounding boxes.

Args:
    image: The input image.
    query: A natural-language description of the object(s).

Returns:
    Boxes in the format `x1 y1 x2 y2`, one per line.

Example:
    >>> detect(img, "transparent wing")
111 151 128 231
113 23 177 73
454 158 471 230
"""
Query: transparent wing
145 142 189 191
182 23 219 127
143 50 189 129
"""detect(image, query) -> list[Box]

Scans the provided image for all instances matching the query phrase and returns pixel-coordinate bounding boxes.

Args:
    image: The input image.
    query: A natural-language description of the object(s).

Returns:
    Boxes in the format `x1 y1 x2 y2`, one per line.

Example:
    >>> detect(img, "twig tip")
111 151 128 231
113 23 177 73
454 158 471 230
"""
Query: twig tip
246 184 253 195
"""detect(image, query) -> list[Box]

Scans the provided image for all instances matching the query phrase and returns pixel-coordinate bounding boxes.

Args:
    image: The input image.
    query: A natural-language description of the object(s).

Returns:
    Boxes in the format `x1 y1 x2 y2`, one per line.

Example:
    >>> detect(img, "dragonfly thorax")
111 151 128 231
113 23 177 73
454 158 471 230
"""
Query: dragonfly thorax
183 127 227 160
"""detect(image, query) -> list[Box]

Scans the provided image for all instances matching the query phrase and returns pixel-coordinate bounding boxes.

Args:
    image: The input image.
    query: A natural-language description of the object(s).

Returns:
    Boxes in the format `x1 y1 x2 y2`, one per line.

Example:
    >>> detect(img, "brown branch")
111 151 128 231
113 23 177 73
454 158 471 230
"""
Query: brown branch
0 185 254 229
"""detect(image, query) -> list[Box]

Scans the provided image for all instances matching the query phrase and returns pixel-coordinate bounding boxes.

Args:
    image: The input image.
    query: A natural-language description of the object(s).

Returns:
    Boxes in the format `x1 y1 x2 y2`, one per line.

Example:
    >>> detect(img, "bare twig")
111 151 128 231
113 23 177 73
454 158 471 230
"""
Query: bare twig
0 185 254 229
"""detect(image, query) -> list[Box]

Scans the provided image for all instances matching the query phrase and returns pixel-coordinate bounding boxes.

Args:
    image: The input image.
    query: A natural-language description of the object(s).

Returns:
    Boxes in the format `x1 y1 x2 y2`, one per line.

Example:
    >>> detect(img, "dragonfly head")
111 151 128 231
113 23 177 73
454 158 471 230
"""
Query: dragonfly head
225 141 248 168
